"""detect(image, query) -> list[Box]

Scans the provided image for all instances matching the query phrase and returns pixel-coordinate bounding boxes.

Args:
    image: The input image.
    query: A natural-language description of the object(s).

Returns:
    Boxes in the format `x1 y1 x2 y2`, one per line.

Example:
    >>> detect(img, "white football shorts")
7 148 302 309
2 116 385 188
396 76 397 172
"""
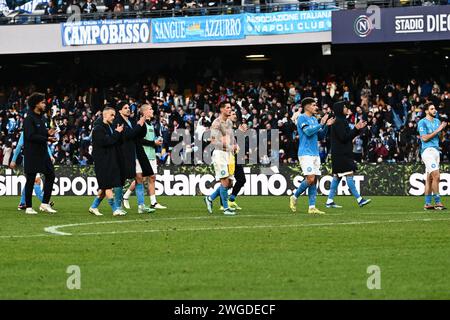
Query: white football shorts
422 147 440 174
212 150 233 181
299 155 321 176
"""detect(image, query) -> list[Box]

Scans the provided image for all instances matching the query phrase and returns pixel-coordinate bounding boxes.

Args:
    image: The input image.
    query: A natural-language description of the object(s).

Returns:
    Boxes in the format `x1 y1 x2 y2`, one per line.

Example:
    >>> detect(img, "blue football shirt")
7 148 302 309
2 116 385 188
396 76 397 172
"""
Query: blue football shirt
418 117 441 154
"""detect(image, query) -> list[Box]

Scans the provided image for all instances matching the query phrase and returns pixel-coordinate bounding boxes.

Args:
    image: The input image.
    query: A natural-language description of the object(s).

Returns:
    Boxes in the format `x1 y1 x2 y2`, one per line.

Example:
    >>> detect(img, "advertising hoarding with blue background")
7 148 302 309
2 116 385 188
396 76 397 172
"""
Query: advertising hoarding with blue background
60 10 333 46
245 10 332 35
61 19 151 46
332 6 450 44
151 14 245 43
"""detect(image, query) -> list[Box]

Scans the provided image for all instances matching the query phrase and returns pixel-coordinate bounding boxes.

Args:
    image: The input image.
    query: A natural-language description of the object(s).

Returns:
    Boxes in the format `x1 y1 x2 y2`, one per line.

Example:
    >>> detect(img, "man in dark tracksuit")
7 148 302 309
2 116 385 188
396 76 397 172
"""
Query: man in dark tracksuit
326 101 371 208
23 92 57 214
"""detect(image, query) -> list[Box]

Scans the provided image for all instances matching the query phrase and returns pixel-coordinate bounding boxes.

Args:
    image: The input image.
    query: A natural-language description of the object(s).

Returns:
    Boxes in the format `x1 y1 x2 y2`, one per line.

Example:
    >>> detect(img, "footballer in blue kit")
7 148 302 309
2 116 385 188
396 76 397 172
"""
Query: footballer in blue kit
417 103 447 210
289 97 335 214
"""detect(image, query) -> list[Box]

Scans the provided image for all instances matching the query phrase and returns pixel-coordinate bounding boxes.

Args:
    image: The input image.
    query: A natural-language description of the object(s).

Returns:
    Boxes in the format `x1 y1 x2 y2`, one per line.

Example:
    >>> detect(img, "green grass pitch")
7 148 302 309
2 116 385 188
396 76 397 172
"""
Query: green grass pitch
0 195 449 299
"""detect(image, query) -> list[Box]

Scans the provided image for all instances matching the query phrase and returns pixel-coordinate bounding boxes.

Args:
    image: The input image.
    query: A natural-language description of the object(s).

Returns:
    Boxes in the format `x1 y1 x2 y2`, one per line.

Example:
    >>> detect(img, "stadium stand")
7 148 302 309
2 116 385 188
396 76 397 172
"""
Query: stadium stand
1 0 448 24
1 71 449 167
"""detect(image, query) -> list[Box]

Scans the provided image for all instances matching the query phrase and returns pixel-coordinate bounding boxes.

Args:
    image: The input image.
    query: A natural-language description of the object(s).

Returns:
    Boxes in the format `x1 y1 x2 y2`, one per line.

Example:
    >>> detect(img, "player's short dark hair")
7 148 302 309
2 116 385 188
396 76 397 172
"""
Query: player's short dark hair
424 102 435 112
115 101 129 112
301 97 316 108
27 92 45 109
219 102 230 110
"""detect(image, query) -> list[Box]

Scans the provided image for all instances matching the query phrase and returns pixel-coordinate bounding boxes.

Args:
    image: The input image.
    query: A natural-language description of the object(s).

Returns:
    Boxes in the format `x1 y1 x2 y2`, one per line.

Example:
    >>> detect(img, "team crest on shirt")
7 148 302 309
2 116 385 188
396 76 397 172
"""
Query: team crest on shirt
307 167 312 172
432 164 436 168
221 170 226 175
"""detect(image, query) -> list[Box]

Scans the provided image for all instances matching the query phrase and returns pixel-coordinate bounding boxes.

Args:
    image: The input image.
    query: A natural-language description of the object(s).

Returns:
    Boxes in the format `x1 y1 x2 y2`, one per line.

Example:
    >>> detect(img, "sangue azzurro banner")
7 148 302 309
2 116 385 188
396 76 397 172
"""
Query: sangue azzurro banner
61 19 151 46
151 14 245 43
245 10 332 35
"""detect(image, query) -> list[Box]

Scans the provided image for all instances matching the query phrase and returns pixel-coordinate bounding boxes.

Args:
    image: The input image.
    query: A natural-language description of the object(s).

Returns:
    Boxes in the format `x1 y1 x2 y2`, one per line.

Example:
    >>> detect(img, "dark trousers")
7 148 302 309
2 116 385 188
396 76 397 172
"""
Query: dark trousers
25 170 55 208
231 164 246 197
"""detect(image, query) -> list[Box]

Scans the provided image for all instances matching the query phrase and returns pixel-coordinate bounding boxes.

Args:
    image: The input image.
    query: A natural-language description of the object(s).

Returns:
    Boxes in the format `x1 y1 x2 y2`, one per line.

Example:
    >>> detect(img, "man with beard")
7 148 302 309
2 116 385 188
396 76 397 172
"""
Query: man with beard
22 93 57 215
123 104 166 210
113 101 154 214
418 103 447 210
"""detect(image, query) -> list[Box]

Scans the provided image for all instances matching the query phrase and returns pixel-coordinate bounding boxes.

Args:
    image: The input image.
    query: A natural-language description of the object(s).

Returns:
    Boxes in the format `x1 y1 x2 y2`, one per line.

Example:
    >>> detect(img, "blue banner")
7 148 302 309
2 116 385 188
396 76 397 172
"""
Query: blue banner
61 19 151 46
151 14 245 43
245 10 332 35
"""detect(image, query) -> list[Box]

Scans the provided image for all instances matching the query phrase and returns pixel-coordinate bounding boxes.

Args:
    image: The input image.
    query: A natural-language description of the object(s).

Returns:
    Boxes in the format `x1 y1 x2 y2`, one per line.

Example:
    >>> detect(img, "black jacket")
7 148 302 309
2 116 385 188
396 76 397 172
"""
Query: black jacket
330 102 360 174
92 121 122 189
23 110 53 174
114 115 153 181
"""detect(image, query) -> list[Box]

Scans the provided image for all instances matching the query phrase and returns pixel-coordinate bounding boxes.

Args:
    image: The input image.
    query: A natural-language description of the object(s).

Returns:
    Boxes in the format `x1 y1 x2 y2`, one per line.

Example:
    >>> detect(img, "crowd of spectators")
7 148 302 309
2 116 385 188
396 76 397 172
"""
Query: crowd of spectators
1 73 450 168
36 0 450 18
2 0 448 25
42 0 243 16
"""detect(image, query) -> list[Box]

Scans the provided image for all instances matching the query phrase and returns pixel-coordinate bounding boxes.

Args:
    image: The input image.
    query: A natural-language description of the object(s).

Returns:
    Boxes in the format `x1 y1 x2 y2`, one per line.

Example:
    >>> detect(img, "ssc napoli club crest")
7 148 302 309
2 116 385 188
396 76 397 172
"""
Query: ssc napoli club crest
432 164 436 168
307 167 312 172
221 170 226 176
354 15 373 38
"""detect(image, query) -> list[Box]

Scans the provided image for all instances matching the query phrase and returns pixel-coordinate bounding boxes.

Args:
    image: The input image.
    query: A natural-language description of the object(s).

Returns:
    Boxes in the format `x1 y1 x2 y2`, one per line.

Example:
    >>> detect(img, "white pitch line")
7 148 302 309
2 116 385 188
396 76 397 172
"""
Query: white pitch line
42 210 425 236
0 234 52 239
41 210 408 236
43 216 450 237
43 214 299 236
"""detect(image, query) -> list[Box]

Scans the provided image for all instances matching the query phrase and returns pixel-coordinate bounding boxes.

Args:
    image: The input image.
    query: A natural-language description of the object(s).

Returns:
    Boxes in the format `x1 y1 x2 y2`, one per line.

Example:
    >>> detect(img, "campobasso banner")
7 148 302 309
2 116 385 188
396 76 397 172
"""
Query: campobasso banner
1 163 450 197
332 5 450 44
245 10 332 35
61 19 151 46
151 14 245 43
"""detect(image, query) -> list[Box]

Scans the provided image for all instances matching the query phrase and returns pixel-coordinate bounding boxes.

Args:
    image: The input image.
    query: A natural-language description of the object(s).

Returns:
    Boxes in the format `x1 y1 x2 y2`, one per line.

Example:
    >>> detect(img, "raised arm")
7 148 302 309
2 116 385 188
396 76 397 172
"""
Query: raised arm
118 117 146 141
419 121 447 142
333 120 358 143
299 121 323 137
318 124 329 140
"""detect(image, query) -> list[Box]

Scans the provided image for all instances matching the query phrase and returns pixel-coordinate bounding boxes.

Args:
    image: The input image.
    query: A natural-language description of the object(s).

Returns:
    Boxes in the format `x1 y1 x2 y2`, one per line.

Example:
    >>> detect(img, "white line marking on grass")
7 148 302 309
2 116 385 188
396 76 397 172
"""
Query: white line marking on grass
43 214 303 236
0 234 51 239
41 210 427 236
44 216 450 237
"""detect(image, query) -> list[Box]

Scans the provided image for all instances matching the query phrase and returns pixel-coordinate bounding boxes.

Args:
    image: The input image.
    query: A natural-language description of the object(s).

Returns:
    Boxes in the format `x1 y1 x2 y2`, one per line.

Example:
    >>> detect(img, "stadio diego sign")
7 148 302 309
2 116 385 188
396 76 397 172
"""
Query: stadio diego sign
332 5 450 44
1 164 449 197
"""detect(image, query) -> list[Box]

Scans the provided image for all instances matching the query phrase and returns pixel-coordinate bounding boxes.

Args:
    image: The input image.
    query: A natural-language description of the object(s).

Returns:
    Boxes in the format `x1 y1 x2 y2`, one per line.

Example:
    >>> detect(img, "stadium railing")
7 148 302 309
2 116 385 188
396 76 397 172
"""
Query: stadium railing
0 0 448 25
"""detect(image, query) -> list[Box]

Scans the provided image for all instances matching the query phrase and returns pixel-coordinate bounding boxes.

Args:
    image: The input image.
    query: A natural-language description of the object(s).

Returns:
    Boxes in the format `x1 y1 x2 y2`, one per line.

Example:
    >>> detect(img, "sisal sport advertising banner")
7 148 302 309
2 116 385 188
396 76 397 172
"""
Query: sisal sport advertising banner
61 19 151 46
151 14 245 43
1 163 450 197
245 10 332 36
332 5 450 44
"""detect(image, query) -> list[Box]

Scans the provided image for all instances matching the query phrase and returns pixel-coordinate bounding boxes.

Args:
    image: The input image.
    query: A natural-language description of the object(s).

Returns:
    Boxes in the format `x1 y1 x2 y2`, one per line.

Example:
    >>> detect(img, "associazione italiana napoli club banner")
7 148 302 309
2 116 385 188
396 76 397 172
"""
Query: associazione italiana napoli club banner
60 10 332 46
